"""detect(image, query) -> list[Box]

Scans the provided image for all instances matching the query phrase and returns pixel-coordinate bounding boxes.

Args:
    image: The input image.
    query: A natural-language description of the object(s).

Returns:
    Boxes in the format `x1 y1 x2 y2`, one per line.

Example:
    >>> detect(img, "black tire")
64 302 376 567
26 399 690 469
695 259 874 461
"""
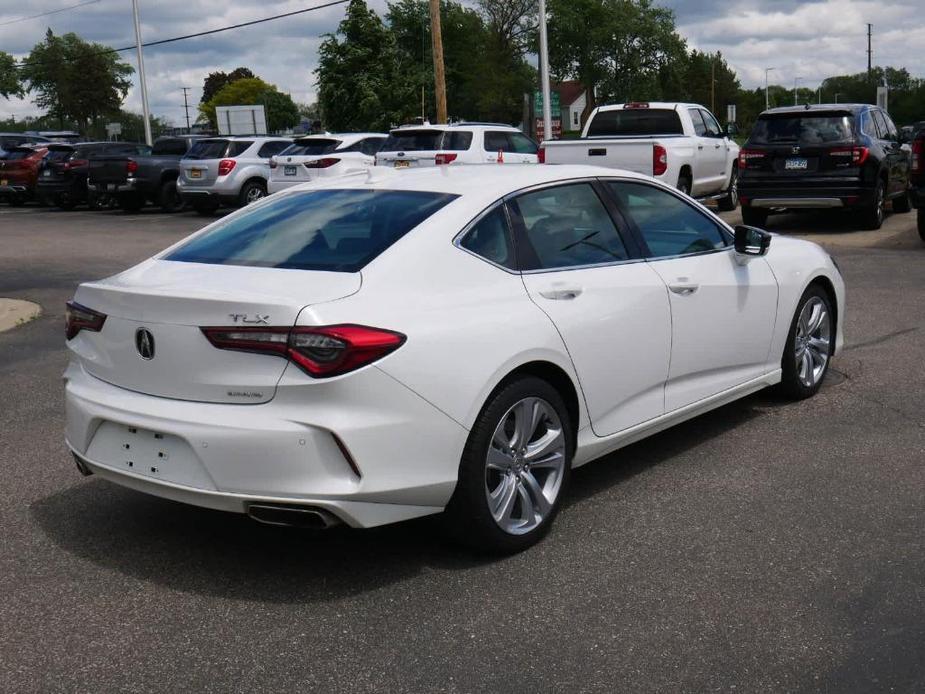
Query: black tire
741 206 769 227
239 180 267 207
193 199 219 216
119 193 143 213
158 179 184 213
892 190 911 213
8 196 25 207
918 209 925 243
55 193 77 211
717 166 739 212
444 376 573 554
778 284 835 400
861 178 886 230
677 173 692 196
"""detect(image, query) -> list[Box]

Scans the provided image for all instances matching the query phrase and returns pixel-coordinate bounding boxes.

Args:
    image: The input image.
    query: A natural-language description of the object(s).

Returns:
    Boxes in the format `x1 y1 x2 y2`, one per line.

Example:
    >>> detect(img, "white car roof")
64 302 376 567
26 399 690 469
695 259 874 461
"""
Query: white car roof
389 123 521 133
593 102 705 112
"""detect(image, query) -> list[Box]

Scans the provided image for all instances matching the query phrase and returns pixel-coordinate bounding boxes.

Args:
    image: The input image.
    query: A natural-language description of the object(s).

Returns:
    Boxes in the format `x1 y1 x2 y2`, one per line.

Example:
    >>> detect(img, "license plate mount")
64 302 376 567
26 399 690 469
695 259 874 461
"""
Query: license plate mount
393 160 411 169
785 157 808 170
284 165 297 176
189 168 203 179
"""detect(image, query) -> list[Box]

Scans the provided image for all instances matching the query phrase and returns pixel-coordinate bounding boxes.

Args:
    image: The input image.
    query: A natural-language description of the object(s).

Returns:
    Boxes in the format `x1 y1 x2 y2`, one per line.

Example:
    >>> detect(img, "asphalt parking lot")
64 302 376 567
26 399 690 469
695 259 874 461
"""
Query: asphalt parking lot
1 202 923 693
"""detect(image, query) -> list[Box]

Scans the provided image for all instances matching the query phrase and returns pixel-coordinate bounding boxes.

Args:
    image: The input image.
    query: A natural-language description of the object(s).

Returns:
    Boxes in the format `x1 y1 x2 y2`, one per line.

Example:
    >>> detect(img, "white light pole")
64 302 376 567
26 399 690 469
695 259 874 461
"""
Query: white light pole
764 67 775 110
793 76 802 106
132 0 152 145
538 0 552 141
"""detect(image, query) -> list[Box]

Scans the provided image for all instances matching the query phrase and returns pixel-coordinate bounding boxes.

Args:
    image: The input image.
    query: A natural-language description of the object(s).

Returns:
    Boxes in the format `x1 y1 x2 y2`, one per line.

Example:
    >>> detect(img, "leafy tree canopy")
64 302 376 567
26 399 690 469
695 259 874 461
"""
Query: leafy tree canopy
200 67 257 104
199 77 299 133
0 52 23 98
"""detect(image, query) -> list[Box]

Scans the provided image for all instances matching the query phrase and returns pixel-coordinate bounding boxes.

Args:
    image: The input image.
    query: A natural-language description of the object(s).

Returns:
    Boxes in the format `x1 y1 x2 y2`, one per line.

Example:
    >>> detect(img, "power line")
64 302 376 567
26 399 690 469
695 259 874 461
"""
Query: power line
13 0 349 70
0 0 100 28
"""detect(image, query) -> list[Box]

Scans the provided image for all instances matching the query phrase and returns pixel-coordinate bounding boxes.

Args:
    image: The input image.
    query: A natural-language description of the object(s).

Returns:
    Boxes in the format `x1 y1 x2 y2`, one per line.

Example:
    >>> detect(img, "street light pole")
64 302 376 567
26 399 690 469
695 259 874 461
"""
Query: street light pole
765 67 775 110
132 0 152 145
793 76 802 106
538 0 552 141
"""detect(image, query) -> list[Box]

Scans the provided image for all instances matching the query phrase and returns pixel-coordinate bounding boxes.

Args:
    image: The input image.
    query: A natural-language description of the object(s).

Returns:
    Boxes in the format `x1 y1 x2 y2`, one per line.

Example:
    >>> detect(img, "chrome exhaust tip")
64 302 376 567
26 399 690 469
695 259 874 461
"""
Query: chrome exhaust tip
72 453 93 477
247 503 341 530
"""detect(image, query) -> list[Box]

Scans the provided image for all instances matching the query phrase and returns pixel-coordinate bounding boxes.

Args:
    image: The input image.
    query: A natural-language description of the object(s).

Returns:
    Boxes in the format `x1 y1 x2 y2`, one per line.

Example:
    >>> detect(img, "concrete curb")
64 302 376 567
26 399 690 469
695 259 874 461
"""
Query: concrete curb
0 299 42 333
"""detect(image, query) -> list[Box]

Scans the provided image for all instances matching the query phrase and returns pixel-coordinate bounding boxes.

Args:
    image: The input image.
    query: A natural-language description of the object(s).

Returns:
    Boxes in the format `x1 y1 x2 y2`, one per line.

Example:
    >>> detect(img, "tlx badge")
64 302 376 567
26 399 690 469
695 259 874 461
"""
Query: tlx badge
229 313 270 325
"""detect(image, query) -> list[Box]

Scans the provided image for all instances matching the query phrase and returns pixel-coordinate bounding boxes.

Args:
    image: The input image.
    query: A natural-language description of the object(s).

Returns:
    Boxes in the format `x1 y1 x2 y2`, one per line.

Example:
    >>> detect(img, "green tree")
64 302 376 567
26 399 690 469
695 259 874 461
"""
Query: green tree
20 30 133 131
677 50 740 118
0 51 22 98
200 67 256 104
547 0 686 120
199 77 299 133
316 0 416 131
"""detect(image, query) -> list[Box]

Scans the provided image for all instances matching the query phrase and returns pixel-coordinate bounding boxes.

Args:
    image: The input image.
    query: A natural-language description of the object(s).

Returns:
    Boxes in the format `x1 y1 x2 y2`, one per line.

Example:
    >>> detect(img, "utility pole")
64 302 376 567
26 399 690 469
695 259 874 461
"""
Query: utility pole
793 76 802 105
538 0 552 141
867 23 872 79
132 0 152 145
181 87 191 133
764 67 775 110
711 59 716 113
428 0 447 124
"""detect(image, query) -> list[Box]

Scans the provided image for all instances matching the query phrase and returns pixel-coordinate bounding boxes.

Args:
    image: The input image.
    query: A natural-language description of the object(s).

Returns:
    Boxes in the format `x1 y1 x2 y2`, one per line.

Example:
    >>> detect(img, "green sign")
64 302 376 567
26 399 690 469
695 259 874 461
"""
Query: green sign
534 90 561 117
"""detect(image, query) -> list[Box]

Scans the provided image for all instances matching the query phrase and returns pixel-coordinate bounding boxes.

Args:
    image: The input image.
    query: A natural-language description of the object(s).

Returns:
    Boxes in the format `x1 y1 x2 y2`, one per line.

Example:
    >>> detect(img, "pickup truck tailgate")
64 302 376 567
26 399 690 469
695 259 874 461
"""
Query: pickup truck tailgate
543 140 657 175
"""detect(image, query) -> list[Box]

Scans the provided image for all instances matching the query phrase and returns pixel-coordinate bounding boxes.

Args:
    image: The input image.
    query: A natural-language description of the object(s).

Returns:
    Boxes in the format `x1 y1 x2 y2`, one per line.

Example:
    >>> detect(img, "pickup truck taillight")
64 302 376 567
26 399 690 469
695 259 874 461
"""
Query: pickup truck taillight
126 160 138 175
538 146 545 164
218 159 237 176
911 138 923 174
738 149 766 169
652 144 667 176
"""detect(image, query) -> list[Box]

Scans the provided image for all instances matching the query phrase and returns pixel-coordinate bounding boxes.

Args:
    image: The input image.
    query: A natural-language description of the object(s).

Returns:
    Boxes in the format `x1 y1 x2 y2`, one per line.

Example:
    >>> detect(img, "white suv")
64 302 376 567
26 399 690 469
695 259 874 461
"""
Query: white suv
376 123 539 169
267 133 386 194
178 136 292 214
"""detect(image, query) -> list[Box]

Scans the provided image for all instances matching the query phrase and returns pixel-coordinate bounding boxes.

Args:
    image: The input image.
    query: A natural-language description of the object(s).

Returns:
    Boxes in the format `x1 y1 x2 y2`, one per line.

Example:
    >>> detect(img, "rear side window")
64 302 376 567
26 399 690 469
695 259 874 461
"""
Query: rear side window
228 141 253 157
186 140 230 159
152 139 189 156
750 113 854 145
459 206 516 269
586 109 684 137
443 131 472 151
339 137 386 156
381 130 444 152
607 181 727 257
257 141 289 158
483 131 536 154
699 109 722 136
511 183 629 270
166 189 458 272
3 149 35 161
283 139 341 156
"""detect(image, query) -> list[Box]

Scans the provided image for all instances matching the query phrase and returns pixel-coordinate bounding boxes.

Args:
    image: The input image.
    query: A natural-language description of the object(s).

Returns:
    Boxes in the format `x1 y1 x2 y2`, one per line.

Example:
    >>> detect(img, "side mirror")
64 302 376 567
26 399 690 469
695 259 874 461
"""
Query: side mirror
734 225 771 257
725 123 739 137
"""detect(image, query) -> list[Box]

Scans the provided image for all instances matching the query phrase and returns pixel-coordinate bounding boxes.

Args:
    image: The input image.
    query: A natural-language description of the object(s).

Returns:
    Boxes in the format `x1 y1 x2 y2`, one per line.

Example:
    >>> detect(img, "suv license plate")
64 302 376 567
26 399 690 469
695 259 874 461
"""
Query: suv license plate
785 157 808 170
189 168 203 179
393 160 411 169
284 166 297 176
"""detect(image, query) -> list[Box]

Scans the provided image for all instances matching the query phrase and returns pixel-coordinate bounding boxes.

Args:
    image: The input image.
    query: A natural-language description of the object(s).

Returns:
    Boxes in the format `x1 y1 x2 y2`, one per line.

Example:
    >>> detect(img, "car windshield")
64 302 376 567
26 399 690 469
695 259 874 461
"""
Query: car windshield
281 138 342 156
381 130 445 152
586 109 684 137
750 113 854 144
166 189 458 272
185 140 229 159
45 147 75 161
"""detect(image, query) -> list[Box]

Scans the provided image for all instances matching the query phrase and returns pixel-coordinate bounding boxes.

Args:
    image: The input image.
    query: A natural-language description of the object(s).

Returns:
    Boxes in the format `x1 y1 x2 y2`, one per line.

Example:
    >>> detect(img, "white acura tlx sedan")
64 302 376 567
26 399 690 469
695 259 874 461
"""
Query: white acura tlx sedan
65 164 845 552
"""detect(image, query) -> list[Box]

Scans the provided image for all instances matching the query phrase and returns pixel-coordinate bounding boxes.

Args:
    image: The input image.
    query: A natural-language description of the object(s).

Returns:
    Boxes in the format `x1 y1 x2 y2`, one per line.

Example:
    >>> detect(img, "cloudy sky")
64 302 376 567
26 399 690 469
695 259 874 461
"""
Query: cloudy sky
1 0 923 125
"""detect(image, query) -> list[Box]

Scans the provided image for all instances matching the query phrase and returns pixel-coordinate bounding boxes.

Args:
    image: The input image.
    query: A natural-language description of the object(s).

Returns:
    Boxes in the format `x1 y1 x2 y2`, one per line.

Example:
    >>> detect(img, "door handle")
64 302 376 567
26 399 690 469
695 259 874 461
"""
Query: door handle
668 282 699 296
697 145 704 150
714 144 721 149
539 285 583 300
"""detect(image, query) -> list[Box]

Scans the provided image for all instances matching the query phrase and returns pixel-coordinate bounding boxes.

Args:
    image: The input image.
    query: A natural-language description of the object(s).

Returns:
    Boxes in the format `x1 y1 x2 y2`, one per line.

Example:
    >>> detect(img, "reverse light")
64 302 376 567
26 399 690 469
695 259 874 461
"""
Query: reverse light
218 159 237 176
434 152 457 165
653 144 667 176
200 324 406 378
303 158 341 169
65 301 106 340
126 160 138 175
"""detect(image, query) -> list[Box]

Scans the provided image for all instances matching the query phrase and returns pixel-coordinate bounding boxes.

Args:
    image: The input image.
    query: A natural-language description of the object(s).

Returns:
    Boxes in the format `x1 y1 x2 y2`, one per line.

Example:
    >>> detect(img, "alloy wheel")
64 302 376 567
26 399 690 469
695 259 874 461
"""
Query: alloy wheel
794 296 831 388
246 186 265 204
484 397 566 535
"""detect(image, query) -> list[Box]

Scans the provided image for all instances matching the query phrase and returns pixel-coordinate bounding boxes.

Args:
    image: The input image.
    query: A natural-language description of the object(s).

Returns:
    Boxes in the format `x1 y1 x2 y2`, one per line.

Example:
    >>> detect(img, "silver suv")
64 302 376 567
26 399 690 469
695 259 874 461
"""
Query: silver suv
177 136 292 214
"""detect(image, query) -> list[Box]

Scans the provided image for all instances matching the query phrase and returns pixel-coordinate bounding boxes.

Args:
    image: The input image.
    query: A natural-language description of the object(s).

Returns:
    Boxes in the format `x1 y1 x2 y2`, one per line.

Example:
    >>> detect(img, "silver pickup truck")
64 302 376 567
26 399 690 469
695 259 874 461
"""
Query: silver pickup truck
542 102 740 210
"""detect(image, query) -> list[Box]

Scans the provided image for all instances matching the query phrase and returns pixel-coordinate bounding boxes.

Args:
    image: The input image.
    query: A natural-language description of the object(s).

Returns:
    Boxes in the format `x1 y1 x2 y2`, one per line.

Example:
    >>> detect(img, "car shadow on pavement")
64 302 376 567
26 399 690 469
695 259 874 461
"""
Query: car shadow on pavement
31 390 791 604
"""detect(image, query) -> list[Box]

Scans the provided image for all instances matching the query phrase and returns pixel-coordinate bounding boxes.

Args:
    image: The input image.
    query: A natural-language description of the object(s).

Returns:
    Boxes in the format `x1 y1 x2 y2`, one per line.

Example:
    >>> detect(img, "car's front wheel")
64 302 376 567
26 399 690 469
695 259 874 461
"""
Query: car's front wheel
779 285 835 400
717 166 739 212
446 376 572 553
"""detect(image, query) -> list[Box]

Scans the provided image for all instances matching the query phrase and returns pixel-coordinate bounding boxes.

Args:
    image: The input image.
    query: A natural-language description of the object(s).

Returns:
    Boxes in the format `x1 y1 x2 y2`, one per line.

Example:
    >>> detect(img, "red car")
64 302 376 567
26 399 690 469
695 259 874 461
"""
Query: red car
0 145 49 205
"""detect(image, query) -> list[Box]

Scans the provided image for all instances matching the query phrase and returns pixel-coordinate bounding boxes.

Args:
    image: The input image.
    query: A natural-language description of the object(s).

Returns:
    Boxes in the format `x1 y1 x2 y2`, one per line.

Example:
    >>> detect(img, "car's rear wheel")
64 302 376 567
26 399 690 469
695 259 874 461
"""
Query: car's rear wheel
892 190 911 213
741 206 768 227
158 179 184 213
445 376 572 554
677 173 692 196
717 166 739 212
861 179 886 230
779 285 834 400
239 180 267 206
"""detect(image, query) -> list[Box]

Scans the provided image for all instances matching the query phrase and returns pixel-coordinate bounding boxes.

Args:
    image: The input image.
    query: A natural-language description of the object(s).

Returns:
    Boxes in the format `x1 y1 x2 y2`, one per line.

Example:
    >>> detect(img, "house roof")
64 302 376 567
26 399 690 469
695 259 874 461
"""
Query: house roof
553 81 586 107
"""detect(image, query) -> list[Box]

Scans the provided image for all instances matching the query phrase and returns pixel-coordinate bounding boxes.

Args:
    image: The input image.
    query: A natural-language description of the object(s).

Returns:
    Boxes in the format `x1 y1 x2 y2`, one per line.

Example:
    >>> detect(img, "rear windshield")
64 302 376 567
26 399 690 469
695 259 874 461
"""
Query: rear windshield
750 113 854 145
185 140 230 159
45 147 75 161
281 138 342 156
586 109 684 137
381 130 445 152
166 189 458 272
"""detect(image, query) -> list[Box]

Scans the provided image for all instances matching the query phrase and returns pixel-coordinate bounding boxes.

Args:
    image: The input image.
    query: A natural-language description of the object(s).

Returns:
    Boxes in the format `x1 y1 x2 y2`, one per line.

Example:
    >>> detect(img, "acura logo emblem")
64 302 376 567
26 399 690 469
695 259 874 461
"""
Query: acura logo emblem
135 328 155 360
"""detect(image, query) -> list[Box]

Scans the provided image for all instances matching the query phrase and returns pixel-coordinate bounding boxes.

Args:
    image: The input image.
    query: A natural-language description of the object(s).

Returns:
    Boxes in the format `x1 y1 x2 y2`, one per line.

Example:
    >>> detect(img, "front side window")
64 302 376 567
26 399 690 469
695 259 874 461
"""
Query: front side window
166 189 458 273
459 206 516 269
512 183 629 270
606 181 728 258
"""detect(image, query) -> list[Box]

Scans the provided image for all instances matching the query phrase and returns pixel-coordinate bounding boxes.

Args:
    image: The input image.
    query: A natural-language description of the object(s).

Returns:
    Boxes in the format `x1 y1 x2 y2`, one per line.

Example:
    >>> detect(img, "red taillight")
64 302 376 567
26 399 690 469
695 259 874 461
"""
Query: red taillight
218 159 236 176
538 146 545 164
912 138 924 173
126 160 138 175
303 158 341 169
738 149 766 168
829 146 869 166
434 153 457 165
65 301 106 340
64 158 88 171
268 157 278 169
653 144 667 176
200 324 406 378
